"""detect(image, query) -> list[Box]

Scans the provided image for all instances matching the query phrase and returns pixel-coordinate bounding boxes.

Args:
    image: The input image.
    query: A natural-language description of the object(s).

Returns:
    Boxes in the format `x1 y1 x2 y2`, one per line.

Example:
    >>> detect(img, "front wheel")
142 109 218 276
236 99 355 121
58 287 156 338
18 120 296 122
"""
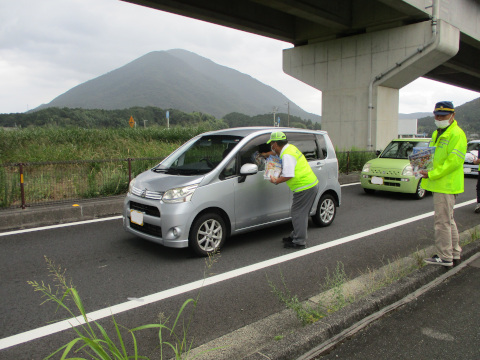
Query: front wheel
312 193 336 227
413 181 427 200
189 212 226 256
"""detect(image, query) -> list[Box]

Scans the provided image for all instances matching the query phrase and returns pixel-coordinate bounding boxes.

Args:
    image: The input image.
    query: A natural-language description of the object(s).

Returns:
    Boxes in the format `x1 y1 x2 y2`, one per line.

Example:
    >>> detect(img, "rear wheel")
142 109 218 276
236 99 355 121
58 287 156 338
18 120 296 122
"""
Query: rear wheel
189 212 226 256
312 193 336 227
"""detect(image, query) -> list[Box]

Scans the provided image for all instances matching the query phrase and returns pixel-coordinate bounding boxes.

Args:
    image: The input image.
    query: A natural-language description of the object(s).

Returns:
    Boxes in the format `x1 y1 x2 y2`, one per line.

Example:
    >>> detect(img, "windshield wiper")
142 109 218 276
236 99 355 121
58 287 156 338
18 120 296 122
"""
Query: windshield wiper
176 169 209 175
152 167 208 175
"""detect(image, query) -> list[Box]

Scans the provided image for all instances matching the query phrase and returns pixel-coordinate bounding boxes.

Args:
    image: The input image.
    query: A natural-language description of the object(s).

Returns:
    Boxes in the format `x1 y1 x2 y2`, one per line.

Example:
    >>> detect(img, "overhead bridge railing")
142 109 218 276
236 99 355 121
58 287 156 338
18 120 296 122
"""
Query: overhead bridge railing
0 151 376 209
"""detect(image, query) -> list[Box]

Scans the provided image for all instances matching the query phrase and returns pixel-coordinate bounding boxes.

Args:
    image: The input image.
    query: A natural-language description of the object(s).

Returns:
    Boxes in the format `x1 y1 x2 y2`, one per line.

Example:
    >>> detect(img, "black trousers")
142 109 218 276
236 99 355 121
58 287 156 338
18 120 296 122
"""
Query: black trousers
477 174 480 203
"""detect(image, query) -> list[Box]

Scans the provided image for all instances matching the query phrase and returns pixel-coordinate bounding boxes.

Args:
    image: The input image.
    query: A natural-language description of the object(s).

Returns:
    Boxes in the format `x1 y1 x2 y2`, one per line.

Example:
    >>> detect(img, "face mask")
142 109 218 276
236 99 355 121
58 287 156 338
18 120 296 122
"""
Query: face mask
435 120 450 128
434 114 453 129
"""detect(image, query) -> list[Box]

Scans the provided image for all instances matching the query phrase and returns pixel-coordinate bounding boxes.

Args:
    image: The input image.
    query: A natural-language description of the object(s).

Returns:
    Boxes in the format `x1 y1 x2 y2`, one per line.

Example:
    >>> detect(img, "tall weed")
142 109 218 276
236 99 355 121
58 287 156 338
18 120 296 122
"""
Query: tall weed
28 254 223 359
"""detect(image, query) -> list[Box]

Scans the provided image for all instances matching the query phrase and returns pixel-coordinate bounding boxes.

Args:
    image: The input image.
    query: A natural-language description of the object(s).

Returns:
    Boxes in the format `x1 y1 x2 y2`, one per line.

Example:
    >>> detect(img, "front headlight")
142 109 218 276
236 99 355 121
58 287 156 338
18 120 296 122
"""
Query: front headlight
163 184 198 203
362 163 371 173
128 178 136 194
402 164 414 176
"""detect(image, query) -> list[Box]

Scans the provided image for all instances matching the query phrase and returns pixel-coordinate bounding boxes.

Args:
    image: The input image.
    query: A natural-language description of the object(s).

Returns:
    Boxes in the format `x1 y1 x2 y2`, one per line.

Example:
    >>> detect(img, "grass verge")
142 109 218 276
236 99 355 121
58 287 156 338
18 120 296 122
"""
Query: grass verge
270 227 480 326
28 253 223 360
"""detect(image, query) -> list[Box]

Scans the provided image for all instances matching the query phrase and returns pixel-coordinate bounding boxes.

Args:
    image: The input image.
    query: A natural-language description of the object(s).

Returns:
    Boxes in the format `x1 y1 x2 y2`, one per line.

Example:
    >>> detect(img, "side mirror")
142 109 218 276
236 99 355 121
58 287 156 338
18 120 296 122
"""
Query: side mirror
238 163 258 183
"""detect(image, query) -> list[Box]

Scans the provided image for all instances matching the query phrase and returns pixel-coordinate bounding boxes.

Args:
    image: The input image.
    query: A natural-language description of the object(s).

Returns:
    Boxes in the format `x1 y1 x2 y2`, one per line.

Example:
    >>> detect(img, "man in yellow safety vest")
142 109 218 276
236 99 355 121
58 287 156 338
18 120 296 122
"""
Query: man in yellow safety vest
473 157 480 213
419 101 467 267
266 131 319 249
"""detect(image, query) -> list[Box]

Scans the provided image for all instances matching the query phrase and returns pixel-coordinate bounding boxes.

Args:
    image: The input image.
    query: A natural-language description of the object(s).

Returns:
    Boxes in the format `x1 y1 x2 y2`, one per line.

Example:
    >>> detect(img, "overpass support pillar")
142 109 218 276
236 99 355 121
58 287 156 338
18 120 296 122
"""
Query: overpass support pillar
283 20 460 150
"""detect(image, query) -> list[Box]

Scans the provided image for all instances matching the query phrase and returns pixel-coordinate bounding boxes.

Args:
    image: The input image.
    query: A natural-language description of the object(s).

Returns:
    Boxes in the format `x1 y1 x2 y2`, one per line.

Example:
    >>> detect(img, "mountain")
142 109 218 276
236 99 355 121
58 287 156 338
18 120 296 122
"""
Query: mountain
398 112 431 119
35 49 321 122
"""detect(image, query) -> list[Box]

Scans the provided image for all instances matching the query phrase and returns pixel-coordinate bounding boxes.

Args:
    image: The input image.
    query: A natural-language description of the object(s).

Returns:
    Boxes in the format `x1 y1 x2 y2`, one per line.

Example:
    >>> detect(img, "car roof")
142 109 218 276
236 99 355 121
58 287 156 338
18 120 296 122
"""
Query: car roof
200 127 327 137
391 138 431 142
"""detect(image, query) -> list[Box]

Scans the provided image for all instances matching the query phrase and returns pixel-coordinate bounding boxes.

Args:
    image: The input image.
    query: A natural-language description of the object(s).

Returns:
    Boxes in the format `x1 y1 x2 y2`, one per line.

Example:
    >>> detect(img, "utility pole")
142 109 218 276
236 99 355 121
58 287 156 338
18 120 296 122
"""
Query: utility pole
286 101 290 127
272 106 279 127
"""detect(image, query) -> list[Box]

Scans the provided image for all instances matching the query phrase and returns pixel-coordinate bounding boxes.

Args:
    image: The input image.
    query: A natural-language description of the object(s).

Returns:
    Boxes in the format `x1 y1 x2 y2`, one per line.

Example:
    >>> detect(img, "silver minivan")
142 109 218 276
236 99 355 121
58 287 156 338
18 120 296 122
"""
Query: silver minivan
123 127 341 256
464 140 480 176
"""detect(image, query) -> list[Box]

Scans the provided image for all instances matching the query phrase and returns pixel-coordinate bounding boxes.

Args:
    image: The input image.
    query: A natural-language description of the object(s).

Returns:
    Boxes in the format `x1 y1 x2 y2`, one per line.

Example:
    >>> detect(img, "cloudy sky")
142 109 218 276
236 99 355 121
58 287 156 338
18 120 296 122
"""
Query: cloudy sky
1 0 478 116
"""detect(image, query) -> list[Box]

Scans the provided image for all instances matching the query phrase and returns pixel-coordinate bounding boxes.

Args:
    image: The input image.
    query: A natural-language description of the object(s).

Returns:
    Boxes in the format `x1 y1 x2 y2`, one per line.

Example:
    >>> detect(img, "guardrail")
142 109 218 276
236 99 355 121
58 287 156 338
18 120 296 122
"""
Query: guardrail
1 151 376 209
0 158 163 209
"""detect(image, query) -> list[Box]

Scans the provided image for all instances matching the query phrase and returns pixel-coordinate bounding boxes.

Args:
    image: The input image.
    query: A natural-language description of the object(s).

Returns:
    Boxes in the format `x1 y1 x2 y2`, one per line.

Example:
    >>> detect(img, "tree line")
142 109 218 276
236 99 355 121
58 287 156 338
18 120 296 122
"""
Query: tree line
0 106 321 130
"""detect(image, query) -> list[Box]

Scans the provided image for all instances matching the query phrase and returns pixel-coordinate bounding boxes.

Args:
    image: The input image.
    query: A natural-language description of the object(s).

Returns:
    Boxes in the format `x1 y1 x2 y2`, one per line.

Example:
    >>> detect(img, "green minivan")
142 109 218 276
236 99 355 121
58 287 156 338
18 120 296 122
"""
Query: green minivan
361 138 431 199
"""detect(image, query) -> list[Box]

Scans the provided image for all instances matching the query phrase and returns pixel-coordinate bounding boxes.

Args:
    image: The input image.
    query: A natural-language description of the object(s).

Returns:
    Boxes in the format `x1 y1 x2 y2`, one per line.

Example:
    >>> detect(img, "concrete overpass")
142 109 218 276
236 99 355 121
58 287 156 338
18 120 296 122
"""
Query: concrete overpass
123 0 480 150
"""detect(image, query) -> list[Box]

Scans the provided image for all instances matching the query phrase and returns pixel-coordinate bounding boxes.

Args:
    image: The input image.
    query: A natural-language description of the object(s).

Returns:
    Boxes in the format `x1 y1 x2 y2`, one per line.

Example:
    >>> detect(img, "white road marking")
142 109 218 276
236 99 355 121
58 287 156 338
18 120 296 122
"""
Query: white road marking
0 216 122 237
421 327 455 341
0 199 475 350
0 183 359 237
340 181 360 187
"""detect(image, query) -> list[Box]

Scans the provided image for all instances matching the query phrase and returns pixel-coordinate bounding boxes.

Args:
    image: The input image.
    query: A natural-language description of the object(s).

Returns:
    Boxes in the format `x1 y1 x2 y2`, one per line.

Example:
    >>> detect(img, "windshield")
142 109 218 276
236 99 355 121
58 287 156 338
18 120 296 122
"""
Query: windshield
380 141 429 159
152 135 243 175
467 142 480 152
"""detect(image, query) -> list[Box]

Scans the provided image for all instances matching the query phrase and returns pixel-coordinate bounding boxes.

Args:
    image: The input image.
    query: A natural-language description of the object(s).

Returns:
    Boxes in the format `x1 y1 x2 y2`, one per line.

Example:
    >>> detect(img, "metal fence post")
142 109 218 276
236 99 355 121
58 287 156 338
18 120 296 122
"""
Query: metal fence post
19 163 26 209
346 151 350 175
128 158 132 184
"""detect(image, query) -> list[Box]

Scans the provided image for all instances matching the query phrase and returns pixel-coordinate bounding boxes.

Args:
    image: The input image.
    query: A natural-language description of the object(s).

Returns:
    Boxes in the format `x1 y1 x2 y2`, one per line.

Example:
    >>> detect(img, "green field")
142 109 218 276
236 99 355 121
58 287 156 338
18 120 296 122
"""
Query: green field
0 126 375 208
0 125 221 163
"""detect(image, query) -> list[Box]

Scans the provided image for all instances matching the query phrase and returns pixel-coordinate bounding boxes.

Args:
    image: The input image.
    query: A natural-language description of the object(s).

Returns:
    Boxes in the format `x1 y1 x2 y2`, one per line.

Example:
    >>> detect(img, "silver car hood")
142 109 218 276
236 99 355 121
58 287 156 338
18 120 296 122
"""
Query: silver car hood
133 169 204 192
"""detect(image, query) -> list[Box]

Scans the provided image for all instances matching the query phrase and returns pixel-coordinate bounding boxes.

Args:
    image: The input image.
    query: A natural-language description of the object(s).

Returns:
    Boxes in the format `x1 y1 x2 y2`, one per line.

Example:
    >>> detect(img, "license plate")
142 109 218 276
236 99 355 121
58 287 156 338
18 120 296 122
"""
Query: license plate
130 210 144 226
464 168 472 174
371 176 384 185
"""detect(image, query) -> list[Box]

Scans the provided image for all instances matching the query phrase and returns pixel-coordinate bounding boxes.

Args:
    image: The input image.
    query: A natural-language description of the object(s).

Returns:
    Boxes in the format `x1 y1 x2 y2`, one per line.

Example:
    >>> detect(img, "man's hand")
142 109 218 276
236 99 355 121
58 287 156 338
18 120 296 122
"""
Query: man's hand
418 170 429 178
270 175 278 184
261 151 274 158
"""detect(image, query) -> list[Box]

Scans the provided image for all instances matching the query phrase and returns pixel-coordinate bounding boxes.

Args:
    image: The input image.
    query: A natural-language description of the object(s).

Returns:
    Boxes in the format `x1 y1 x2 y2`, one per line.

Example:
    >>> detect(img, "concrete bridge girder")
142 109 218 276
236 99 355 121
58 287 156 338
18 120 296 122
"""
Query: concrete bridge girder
283 20 460 150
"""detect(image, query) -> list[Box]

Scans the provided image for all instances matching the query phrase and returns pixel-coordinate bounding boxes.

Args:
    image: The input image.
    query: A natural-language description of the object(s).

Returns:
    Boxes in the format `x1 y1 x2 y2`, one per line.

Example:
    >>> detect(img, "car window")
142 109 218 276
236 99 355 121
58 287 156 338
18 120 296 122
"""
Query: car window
286 133 319 160
154 135 242 175
238 134 271 171
220 157 237 179
467 142 480 152
316 134 327 160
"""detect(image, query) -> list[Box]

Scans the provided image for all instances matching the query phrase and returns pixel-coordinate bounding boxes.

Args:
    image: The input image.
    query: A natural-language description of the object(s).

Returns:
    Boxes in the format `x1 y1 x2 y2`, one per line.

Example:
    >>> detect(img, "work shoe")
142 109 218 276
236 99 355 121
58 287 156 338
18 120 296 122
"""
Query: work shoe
424 255 453 267
282 236 293 243
284 242 306 249
475 204 480 213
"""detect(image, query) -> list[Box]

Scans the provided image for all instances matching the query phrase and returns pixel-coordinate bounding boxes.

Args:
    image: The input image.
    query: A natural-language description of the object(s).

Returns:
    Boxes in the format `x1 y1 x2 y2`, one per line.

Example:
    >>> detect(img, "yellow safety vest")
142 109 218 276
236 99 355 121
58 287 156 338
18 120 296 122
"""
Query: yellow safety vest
421 120 467 194
281 144 319 192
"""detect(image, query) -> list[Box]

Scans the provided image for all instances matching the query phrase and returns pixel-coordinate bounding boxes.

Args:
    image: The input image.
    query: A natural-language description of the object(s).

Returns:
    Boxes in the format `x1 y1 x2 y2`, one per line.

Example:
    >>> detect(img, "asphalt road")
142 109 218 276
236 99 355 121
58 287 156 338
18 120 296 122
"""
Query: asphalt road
317 260 480 360
1 178 479 359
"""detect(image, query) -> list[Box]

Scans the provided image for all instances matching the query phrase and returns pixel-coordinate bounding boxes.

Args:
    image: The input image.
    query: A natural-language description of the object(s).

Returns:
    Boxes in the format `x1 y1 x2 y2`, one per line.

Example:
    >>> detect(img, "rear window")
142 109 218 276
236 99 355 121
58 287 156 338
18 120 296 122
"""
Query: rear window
286 133 320 161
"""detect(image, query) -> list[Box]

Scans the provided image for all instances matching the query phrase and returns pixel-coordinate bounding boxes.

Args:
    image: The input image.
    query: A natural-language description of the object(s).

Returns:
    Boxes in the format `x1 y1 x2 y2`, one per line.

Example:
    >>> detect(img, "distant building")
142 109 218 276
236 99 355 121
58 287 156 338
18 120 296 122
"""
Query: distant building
398 118 426 138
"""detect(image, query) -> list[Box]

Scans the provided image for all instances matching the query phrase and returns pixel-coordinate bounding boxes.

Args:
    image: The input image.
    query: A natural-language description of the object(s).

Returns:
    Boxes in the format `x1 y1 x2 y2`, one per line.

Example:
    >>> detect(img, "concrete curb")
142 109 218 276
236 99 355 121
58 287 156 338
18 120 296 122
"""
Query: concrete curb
186 230 480 360
0 196 124 232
